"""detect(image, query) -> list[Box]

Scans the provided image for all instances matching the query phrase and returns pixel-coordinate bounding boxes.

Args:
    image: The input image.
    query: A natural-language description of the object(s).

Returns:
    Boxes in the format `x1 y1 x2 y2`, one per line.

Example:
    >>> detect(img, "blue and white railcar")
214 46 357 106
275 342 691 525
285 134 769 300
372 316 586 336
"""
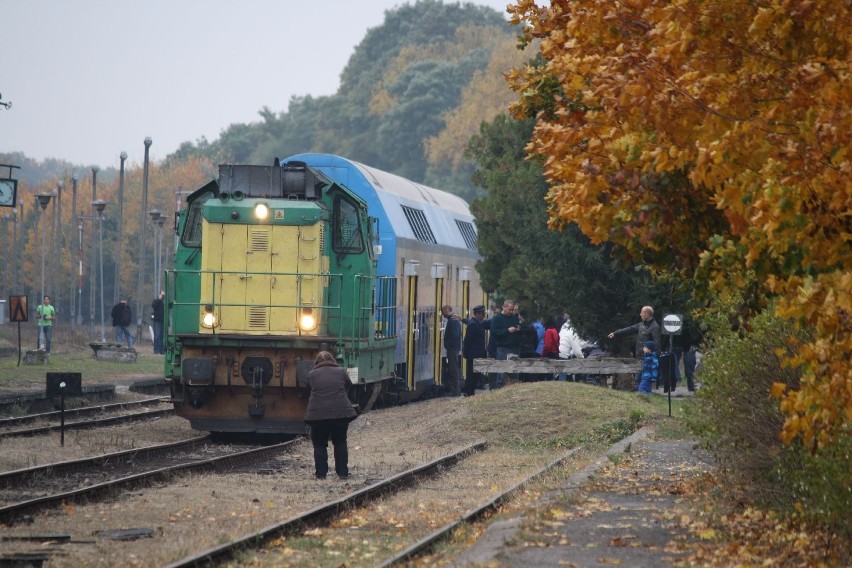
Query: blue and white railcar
284 153 485 391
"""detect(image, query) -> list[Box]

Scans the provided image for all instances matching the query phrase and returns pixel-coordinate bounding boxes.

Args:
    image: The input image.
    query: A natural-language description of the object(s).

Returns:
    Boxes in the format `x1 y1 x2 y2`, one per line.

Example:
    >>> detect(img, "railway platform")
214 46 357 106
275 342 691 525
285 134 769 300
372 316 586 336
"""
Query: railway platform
453 426 715 567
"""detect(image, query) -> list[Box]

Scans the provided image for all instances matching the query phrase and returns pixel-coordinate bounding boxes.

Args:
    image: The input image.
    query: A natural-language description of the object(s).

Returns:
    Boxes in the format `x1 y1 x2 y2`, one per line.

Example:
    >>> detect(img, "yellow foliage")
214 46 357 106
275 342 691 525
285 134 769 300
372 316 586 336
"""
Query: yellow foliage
508 0 851 448
425 31 537 169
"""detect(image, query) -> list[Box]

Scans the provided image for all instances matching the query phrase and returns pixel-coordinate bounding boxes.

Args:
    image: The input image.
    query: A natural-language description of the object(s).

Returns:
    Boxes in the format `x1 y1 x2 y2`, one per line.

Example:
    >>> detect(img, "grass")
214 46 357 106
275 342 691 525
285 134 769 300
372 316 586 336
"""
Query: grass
0 350 164 391
458 381 676 452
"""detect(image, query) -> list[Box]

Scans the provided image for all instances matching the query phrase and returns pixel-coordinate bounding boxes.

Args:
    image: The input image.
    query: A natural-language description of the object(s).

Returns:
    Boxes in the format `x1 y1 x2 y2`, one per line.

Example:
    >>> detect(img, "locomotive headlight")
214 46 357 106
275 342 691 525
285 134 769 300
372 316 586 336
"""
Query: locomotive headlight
201 305 218 328
254 202 270 220
298 308 316 331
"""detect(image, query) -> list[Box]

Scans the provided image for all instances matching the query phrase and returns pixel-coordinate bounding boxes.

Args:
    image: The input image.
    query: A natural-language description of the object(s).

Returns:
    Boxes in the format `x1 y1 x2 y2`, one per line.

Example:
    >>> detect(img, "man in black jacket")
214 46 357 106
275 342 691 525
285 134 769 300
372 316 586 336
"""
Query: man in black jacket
462 305 487 396
110 299 134 348
151 291 165 354
608 305 661 357
441 305 462 396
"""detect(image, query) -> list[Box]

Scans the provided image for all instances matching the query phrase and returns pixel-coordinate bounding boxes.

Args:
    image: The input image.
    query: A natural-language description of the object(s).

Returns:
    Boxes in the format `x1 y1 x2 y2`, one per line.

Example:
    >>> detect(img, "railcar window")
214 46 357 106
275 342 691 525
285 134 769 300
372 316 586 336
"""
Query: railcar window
181 191 214 247
455 220 478 251
401 206 437 244
333 196 364 254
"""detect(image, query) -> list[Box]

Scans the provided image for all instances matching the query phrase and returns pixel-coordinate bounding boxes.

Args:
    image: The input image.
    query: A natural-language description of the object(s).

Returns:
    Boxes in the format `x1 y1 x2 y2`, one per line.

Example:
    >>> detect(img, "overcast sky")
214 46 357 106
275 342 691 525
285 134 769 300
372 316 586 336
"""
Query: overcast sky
0 0 513 169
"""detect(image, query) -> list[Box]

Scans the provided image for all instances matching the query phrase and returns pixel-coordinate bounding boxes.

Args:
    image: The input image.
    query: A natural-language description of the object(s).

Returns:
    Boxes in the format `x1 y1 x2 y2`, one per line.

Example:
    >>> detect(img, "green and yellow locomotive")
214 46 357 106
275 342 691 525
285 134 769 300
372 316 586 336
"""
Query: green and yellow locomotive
165 155 483 434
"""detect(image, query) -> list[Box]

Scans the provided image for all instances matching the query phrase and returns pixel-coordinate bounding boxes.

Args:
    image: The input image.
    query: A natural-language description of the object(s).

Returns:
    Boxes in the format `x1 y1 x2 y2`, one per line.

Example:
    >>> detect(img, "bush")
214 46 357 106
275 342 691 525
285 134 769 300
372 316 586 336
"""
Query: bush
686 304 850 538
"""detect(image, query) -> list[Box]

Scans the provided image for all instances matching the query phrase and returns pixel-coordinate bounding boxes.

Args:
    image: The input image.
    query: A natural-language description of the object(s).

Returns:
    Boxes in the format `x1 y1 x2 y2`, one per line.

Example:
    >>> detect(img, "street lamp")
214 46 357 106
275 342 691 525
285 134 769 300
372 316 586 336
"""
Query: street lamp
14 199 23 289
0 215 8 292
0 214 9 298
51 182 62 308
137 137 152 336
94 200 108 342
36 193 53 349
89 167 99 335
149 209 163 294
113 152 127 304
157 213 166 292
71 173 79 327
79 201 109 342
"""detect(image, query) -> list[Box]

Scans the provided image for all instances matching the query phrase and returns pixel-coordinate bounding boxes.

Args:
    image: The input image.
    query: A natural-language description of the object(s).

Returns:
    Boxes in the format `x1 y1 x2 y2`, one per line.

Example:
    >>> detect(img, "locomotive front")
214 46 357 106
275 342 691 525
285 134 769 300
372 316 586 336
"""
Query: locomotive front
164 162 396 434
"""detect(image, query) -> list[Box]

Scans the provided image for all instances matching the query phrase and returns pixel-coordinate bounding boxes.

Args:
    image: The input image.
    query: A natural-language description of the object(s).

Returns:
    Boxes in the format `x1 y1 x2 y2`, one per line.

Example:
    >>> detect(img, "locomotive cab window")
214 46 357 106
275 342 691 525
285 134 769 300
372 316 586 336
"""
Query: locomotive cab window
332 195 364 254
181 188 216 247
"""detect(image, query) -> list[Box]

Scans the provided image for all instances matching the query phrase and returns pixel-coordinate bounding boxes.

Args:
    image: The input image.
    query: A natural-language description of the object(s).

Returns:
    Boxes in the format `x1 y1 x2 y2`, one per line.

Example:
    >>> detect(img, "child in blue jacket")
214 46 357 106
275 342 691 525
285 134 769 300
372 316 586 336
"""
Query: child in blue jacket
638 340 658 394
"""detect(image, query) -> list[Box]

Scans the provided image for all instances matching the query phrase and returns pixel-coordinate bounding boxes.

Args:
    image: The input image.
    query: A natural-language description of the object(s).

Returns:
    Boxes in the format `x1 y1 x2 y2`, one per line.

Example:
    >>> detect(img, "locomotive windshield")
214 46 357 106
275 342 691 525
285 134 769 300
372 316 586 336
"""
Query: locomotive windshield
181 184 216 247
333 194 364 254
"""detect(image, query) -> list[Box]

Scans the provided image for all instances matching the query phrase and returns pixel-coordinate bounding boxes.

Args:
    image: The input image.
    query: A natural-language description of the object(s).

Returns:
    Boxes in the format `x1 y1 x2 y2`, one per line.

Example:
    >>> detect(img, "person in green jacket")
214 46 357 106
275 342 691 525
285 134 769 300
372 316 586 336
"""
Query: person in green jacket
36 295 56 354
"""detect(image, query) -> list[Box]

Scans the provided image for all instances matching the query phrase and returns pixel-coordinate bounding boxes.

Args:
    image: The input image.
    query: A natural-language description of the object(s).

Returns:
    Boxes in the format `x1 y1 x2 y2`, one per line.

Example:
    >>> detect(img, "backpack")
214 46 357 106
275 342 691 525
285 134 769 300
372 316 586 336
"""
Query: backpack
120 305 132 326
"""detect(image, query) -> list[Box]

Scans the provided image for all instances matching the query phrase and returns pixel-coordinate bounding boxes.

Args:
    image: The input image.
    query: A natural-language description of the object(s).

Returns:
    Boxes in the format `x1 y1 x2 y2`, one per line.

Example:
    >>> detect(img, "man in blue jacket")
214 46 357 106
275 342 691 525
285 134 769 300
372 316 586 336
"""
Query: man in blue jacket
441 305 462 396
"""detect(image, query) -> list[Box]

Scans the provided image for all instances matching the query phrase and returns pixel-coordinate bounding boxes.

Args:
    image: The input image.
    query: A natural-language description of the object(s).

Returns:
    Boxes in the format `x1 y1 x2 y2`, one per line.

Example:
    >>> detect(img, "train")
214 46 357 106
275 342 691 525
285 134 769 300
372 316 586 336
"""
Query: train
164 154 485 434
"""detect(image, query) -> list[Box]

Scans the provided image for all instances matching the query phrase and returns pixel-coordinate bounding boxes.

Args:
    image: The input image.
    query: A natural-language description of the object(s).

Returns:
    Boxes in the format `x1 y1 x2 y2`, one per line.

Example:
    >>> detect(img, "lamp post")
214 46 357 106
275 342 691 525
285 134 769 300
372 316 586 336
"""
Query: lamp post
137 137 151 337
113 152 127 305
51 182 62 307
79 201 109 342
36 193 53 349
89 167 99 335
15 199 23 289
78 219 84 328
0 215 7 293
149 209 163 294
94 200 107 342
157 213 166 292
70 173 79 327
0 214 8 298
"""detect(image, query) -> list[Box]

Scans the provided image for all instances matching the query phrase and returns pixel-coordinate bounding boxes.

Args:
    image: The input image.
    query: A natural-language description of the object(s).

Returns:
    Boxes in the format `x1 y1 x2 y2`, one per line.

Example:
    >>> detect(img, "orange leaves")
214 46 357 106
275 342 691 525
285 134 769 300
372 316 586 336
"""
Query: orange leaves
510 0 852 449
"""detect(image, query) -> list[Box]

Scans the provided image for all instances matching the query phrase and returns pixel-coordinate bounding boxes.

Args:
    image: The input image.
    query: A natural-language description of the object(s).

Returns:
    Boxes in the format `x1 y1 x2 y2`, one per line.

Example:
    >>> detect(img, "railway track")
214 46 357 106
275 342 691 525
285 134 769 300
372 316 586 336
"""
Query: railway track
164 442 583 567
0 406 175 439
0 396 169 429
166 440 488 567
378 445 582 567
0 436 297 524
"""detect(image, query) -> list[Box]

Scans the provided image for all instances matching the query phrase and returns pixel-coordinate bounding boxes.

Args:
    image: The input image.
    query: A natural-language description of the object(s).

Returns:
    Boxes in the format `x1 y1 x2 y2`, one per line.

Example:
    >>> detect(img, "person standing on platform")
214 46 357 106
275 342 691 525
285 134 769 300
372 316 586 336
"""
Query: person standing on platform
490 300 521 388
462 305 487 396
533 316 546 357
607 305 661 358
111 299 134 348
608 305 661 387
542 318 560 359
558 313 586 381
36 295 56 354
151 291 165 354
484 306 499 359
637 341 659 394
441 305 462 396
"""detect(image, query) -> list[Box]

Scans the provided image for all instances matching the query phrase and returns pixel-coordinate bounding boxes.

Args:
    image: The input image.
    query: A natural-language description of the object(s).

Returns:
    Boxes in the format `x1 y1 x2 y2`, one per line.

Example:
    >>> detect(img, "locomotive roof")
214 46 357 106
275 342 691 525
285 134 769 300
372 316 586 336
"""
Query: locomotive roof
283 153 479 276
348 160 471 216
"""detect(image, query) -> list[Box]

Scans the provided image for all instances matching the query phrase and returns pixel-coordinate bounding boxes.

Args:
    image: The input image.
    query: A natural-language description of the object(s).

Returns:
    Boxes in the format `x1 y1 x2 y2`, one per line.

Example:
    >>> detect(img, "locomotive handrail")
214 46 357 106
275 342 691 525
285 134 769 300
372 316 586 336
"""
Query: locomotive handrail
165 268 397 343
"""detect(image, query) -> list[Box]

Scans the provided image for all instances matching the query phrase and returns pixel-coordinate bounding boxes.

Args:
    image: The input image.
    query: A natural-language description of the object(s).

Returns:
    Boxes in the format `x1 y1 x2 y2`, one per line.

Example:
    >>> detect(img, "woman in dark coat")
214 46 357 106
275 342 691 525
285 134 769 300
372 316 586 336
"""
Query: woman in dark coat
305 351 357 479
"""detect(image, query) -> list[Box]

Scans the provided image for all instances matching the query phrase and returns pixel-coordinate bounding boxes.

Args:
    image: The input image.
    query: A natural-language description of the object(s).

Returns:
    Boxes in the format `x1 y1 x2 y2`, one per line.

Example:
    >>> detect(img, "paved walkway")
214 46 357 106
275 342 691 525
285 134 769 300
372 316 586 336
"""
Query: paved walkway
453 427 714 567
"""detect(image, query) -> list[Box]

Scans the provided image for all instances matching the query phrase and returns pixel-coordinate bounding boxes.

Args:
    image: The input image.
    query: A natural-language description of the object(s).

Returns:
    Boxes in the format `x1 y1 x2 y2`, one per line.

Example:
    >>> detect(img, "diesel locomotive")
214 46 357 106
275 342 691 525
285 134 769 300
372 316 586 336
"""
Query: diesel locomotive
164 154 484 434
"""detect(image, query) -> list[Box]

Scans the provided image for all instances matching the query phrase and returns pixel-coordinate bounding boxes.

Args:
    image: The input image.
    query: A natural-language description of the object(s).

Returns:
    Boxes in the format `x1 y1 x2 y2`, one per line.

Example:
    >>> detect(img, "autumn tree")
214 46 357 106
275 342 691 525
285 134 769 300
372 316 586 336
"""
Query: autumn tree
507 0 850 448
468 113 690 345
